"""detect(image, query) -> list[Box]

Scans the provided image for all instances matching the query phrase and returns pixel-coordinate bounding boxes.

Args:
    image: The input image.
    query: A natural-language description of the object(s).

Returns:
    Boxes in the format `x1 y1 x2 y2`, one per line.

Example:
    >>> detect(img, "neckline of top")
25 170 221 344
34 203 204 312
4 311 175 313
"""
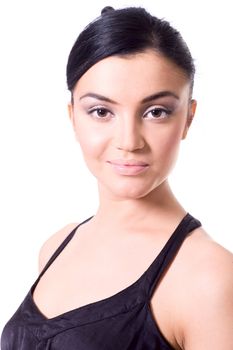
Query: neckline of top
28 212 196 322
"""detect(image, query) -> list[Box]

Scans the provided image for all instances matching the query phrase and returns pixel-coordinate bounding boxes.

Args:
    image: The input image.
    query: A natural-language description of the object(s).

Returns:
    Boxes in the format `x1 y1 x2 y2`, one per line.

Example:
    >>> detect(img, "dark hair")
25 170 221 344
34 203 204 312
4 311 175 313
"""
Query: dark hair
66 6 195 97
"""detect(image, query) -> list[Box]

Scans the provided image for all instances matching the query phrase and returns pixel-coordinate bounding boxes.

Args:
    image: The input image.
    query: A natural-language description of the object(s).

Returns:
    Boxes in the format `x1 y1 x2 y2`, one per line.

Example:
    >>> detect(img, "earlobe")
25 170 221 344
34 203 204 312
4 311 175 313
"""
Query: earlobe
67 103 79 142
182 99 197 140
68 103 74 125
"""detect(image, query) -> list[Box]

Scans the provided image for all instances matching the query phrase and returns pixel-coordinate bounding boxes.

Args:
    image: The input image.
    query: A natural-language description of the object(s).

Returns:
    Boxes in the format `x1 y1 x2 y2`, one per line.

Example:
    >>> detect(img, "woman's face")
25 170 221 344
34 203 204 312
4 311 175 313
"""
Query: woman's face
69 50 196 200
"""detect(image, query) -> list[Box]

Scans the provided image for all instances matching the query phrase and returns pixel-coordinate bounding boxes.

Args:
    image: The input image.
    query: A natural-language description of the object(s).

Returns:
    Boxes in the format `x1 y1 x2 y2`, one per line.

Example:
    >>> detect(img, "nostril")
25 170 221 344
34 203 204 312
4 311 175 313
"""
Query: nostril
113 121 145 151
115 135 145 152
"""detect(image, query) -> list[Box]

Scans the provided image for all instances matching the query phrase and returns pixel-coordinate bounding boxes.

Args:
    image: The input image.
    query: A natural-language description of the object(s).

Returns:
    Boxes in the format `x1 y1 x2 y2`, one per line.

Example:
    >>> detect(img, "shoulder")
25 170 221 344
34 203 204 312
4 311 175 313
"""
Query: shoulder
38 222 79 273
177 231 233 349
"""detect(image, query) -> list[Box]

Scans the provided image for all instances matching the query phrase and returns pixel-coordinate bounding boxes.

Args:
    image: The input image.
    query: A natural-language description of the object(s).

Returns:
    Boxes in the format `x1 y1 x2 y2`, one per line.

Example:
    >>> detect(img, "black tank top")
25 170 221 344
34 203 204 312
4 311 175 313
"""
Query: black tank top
1 213 201 350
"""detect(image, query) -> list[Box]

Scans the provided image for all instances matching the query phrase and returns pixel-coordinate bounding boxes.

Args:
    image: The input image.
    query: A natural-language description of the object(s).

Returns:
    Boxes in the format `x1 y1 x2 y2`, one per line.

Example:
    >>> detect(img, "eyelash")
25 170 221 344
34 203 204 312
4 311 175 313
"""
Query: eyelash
87 107 113 120
87 106 172 121
143 107 172 120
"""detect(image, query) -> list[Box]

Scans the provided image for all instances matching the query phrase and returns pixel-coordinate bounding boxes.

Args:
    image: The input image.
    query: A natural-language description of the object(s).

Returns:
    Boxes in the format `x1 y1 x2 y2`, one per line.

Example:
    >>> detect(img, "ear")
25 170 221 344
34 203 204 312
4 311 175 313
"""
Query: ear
67 102 79 142
182 99 197 140
68 102 75 126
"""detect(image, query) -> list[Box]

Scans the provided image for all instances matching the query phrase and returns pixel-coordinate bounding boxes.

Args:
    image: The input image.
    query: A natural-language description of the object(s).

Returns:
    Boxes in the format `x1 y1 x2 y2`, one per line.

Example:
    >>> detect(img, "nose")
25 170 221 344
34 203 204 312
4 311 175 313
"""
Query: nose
114 116 145 152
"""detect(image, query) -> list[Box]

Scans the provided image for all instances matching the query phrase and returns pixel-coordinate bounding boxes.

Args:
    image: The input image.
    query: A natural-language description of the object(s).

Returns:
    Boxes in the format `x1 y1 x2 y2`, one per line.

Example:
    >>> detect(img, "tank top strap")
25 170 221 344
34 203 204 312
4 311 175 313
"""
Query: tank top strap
38 216 94 280
146 213 202 299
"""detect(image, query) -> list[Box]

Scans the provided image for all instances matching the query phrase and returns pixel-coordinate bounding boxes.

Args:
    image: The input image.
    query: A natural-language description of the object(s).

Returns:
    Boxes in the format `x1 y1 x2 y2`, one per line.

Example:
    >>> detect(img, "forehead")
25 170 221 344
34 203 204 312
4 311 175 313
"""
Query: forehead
74 50 190 102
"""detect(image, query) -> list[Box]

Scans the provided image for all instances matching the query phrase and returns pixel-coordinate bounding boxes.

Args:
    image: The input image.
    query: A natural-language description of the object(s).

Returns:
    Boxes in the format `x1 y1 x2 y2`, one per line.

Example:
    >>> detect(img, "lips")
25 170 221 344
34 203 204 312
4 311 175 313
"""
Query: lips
107 159 149 166
107 159 149 175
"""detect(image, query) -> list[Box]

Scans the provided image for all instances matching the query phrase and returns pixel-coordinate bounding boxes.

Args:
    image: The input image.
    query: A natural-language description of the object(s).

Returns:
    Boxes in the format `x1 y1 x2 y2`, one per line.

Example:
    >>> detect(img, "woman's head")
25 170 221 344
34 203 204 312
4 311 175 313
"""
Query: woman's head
66 6 195 97
67 7 197 200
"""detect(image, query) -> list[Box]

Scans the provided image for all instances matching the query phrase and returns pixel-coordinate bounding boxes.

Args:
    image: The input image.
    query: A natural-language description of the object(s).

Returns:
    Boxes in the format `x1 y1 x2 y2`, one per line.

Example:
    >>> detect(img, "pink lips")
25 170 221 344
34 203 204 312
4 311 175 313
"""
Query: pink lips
107 159 149 176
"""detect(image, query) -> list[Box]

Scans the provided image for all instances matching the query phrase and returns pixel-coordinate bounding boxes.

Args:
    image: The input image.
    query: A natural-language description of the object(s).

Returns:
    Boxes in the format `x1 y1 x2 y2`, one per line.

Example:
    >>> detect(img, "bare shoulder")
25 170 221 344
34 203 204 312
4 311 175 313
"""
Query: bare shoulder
177 228 233 349
38 222 78 273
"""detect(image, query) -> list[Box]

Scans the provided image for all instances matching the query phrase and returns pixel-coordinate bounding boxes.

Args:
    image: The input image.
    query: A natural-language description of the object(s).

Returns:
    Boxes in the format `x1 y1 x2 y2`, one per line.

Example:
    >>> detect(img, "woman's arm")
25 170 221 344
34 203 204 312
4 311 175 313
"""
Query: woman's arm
181 243 233 349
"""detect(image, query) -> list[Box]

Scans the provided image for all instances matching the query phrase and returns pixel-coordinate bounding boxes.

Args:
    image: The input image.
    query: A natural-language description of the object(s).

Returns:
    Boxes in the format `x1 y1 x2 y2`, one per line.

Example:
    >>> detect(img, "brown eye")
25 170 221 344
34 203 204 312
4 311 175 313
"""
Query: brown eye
150 109 164 118
88 107 113 120
96 108 109 117
143 107 172 120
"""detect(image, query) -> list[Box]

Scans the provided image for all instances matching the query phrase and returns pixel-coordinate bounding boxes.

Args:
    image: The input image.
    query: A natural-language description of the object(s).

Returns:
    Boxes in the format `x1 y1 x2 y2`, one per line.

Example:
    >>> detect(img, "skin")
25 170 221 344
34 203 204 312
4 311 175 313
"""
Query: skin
69 50 195 205
35 50 233 349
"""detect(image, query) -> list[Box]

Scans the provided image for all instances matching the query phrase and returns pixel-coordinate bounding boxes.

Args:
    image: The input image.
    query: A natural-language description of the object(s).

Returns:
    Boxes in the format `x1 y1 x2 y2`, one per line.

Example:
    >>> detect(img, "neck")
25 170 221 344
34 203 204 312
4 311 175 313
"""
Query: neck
92 180 186 231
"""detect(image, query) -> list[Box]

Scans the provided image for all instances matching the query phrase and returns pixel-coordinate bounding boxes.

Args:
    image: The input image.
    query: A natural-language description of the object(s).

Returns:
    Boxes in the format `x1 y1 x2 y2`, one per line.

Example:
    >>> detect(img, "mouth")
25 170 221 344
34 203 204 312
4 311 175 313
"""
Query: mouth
106 159 149 176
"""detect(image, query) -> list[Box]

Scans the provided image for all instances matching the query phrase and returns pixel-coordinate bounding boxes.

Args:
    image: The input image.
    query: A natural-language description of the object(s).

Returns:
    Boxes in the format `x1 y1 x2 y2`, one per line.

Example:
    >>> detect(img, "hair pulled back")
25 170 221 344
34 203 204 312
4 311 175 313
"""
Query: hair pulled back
66 6 195 94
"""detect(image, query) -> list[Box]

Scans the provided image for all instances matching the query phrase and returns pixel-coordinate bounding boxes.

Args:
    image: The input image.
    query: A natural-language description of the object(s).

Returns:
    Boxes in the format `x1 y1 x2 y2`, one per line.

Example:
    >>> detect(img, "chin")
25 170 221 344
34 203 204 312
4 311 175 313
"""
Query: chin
101 179 162 201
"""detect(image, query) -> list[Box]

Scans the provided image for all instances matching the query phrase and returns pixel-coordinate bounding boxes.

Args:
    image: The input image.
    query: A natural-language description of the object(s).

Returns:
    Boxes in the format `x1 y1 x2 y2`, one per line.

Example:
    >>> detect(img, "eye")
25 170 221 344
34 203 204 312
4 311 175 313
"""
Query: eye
143 107 172 120
88 107 112 119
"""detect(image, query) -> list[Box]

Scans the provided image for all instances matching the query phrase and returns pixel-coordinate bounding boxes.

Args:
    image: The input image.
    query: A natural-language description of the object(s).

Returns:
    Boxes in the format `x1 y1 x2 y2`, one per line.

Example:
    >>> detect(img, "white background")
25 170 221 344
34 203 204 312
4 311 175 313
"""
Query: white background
0 0 232 332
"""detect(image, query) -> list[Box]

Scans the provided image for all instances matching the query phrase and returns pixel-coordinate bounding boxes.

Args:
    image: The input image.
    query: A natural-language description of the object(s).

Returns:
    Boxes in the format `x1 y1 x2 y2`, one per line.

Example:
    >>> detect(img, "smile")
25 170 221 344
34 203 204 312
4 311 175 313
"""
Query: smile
107 160 149 176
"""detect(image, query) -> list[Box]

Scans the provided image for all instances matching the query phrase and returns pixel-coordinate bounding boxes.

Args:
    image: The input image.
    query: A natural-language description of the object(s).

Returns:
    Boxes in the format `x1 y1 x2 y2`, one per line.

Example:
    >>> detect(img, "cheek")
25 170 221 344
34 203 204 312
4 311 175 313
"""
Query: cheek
75 123 108 160
151 123 184 163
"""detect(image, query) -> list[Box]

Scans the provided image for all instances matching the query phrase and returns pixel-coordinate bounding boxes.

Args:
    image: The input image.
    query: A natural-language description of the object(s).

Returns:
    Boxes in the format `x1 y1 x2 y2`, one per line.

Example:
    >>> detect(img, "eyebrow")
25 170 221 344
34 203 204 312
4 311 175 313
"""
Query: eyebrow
79 91 180 104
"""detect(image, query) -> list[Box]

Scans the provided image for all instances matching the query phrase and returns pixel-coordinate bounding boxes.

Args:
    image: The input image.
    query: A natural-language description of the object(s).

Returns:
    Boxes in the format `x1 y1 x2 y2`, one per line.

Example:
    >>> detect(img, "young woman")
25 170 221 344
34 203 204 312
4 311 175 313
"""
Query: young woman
1 6 233 350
